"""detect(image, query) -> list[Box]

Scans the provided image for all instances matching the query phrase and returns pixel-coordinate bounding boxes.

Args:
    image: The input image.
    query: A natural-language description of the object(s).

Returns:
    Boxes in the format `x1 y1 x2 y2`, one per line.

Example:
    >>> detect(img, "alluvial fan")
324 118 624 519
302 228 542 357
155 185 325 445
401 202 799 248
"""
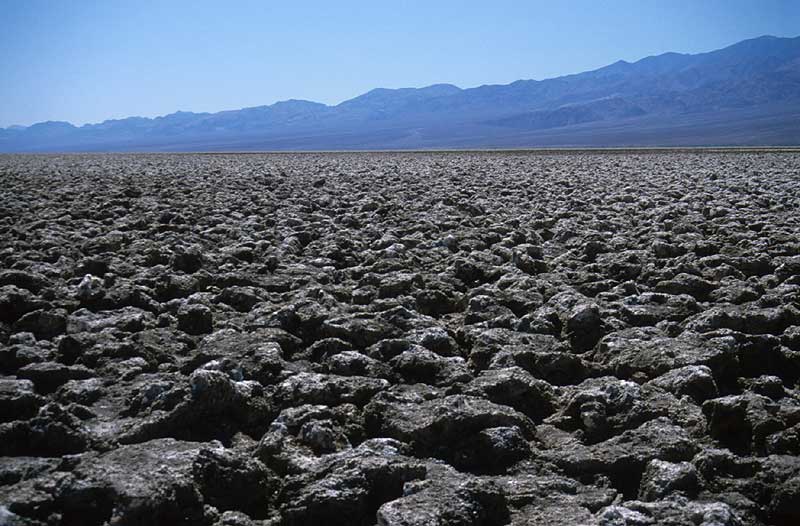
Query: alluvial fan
1 151 800 526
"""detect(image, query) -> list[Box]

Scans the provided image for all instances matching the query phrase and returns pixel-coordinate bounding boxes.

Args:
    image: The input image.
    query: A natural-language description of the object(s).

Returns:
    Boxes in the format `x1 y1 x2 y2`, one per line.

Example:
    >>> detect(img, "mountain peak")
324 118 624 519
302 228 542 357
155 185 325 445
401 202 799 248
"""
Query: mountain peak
271 99 328 108
421 83 462 92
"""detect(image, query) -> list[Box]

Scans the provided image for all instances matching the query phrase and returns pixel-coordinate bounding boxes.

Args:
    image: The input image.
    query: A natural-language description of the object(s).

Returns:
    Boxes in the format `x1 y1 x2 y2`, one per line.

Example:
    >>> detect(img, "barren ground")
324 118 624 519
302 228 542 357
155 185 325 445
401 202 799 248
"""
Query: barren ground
1 151 800 525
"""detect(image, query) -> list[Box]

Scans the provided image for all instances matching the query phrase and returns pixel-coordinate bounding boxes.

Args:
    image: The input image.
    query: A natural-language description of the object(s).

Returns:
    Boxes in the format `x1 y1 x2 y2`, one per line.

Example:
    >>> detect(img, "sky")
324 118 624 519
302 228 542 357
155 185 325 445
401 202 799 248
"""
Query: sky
1 0 798 127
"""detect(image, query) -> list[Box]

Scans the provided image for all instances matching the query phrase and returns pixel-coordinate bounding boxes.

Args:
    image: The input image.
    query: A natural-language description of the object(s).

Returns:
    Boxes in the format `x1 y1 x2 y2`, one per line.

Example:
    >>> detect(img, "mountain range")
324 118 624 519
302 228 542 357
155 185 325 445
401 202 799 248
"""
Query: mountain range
2 35 799 151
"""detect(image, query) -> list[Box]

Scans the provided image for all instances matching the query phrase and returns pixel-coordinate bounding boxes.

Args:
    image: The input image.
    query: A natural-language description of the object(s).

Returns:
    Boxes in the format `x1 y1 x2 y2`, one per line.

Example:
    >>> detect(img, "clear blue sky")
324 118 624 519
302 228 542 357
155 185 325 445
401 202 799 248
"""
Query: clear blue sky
1 0 798 127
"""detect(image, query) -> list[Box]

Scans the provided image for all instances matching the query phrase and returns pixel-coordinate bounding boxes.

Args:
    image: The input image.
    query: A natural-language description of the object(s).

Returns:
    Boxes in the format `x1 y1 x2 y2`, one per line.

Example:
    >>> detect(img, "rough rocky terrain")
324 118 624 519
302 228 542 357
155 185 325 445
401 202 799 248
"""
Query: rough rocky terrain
1 151 799 525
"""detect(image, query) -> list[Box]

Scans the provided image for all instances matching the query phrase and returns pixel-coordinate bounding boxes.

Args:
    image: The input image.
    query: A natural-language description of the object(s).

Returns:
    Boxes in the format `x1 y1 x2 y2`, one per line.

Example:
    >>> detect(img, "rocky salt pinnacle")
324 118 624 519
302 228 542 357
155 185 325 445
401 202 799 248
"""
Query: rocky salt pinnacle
0 151 799 526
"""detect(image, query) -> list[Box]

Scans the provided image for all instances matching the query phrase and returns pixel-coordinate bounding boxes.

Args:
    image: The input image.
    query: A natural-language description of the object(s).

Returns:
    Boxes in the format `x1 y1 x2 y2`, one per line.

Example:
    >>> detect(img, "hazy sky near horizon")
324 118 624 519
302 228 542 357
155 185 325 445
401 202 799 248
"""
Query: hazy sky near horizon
1 0 798 127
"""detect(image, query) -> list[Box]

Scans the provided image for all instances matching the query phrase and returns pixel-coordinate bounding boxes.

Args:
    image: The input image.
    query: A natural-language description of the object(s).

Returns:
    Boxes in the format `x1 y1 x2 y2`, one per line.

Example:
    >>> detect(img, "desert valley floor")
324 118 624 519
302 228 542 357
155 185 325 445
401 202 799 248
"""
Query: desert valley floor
1 151 800 525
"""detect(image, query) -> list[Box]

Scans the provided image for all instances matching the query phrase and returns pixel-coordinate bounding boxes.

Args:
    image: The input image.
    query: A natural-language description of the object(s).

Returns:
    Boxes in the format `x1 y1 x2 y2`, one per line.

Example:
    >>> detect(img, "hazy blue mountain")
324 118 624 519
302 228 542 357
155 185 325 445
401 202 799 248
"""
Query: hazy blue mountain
2 35 799 151
486 97 647 130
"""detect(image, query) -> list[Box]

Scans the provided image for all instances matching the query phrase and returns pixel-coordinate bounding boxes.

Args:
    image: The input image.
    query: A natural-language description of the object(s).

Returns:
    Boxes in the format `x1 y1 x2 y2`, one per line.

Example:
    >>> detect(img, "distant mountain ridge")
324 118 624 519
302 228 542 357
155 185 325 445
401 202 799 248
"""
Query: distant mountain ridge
2 35 799 151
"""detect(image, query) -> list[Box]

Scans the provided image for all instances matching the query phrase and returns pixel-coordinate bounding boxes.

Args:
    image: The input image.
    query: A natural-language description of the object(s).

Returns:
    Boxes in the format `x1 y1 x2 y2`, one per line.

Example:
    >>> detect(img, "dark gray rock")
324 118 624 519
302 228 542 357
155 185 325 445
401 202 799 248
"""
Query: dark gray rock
13 309 67 340
187 329 292 383
487 343 589 386
415 288 462 317
55 378 105 406
255 404 357 474
389 347 472 386
0 402 92 456
365 394 534 468
702 393 785 453
0 285 46 323
119 369 275 444
17 362 94 394
52 439 253 525
647 365 719 403
496 473 617 525
192 446 280 518
618 292 700 326
281 438 427 526
450 425 531 474
541 418 698 498
173 245 204 273
463 366 557 421
655 273 717 300
766 423 800 455
769 475 800 526
377 470 509 526
177 303 214 335
325 350 392 378
638 459 699 500
405 326 460 357
276 372 389 407
217 286 264 312
684 304 800 336
596 500 743 526
0 270 51 293
782 325 800 351
0 378 44 422
565 302 605 352
465 294 517 327
67 306 155 334
592 328 738 383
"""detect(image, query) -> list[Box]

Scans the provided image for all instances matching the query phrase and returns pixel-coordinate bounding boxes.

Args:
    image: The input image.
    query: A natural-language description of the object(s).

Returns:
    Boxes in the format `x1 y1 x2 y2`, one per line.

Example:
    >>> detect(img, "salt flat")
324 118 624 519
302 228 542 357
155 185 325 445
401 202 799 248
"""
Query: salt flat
1 151 800 525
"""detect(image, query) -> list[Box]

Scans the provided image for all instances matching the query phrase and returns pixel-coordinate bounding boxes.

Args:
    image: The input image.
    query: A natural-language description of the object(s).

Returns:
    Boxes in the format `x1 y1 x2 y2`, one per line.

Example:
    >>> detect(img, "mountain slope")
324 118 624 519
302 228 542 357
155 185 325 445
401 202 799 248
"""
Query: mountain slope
2 35 799 151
